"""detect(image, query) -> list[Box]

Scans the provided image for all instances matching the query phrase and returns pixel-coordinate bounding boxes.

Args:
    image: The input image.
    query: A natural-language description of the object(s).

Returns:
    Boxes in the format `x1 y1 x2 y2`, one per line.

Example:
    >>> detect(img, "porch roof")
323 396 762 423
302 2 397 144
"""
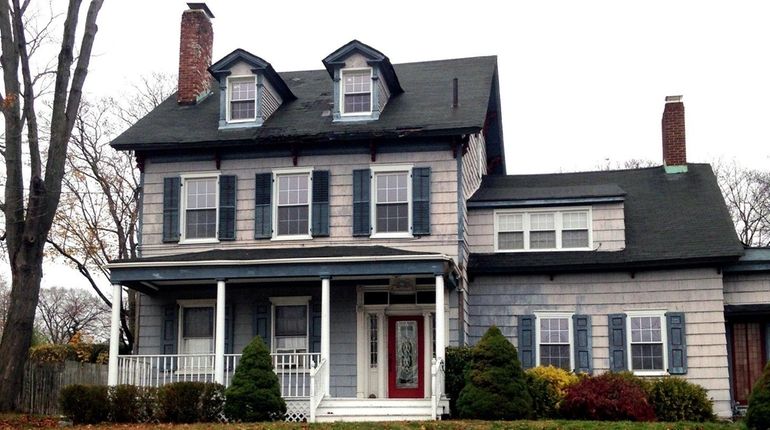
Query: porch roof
107 246 456 293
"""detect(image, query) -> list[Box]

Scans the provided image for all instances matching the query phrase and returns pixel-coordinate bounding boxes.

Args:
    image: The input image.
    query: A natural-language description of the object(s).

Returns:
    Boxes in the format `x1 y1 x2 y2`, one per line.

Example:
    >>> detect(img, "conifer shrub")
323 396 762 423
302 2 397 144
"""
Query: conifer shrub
525 366 580 418
748 361 770 430
561 372 655 421
224 336 286 421
456 326 533 419
445 345 472 417
648 377 714 422
60 384 109 424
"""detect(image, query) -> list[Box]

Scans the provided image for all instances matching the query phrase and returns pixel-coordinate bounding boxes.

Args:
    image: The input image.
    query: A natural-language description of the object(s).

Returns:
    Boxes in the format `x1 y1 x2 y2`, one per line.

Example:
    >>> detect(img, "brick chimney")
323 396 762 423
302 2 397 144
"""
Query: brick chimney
661 95 687 173
177 3 214 105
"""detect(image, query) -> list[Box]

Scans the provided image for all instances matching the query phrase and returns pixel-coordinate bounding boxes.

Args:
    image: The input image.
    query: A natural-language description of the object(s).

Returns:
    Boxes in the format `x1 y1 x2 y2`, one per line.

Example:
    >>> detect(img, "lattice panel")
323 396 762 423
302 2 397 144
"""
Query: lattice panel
284 399 309 422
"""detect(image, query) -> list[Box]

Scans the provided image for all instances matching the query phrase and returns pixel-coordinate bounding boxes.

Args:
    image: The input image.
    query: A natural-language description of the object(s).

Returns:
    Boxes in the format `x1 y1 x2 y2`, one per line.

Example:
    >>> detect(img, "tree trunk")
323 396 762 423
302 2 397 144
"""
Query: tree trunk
0 240 44 410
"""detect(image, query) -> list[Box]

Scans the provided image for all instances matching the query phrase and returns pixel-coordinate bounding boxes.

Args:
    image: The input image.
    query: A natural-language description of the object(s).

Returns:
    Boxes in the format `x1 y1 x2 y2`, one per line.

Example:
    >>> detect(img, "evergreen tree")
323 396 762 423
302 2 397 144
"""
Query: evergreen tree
748 361 770 430
224 336 286 421
456 326 533 419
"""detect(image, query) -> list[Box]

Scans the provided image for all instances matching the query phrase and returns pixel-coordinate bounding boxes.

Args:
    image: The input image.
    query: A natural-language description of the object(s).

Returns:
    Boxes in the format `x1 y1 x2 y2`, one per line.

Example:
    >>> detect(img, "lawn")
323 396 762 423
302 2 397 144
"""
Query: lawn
0 416 749 430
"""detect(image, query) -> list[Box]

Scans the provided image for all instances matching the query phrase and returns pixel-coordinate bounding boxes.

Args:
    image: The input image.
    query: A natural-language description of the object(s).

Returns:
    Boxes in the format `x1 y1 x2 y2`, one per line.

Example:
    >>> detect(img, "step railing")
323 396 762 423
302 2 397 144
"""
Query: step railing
117 352 319 397
308 358 328 423
430 357 445 420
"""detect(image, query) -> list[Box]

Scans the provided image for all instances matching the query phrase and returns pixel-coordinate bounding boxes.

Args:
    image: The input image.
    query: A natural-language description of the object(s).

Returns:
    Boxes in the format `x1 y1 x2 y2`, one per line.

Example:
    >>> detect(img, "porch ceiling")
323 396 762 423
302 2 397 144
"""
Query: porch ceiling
107 246 457 293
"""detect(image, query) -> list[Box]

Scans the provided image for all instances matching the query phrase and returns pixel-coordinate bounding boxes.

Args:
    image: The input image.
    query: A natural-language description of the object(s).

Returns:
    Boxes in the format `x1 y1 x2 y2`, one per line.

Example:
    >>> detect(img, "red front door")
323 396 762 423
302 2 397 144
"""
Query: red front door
388 316 424 398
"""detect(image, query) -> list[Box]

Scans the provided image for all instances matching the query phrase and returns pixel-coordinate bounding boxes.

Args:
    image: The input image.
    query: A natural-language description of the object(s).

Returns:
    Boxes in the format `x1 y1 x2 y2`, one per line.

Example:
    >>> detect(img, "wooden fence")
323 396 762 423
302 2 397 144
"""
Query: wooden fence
17 360 108 415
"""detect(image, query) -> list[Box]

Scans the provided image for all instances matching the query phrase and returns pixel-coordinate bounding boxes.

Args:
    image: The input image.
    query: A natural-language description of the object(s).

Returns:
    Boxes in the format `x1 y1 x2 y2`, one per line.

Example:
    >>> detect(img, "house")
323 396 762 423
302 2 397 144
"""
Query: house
105 3 770 421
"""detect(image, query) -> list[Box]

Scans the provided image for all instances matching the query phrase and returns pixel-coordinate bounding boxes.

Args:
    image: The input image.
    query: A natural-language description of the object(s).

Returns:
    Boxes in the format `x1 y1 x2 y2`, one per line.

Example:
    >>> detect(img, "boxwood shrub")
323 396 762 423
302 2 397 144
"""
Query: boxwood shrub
60 384 110 424
648 377 714 422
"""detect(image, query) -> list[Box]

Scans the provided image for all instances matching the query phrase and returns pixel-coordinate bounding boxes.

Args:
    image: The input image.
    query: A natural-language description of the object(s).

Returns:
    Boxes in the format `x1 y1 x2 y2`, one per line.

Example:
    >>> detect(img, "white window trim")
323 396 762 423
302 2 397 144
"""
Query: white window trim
176 299 216 355
625 310 668 376
370 164 414 239
494 206 593 252
179 172 221 244
269 296 311 355
226 75 257 123
340 67 373 116
533 311 574 371
271 167 314 241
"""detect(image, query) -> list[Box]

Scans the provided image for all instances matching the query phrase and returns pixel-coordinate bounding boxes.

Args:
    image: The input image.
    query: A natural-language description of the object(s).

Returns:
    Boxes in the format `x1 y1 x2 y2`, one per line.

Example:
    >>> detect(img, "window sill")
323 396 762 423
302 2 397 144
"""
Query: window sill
271 234 312 241
494 246 593 253
631 370 668 377
179 238 220 245
371 232 414 239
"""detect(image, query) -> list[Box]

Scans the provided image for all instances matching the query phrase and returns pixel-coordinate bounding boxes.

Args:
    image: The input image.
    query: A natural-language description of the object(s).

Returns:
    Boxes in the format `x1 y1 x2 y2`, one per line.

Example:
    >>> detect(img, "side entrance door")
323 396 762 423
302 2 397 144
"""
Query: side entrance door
388 316 424 398
731 321 766 405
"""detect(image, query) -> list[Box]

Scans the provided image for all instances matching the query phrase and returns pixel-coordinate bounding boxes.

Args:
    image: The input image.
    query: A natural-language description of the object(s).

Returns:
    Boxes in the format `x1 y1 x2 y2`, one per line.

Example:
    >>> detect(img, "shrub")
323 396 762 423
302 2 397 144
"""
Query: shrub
224 336 286 421
748 361 770 430
456 326 533 420
525 366 579 418
445 345 472 417
561 372 656 421
198 383 226 422
157 381 225 423
648 377 714 422
60 384 109 424
108 384 142 423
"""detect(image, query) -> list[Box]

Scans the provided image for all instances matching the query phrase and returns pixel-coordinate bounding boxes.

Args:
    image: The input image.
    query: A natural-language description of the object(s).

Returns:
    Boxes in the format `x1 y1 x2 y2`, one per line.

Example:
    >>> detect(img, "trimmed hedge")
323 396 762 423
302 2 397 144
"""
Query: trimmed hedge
445 345 472 417
61 382 223 424
526 366 579 419
60 384 110 424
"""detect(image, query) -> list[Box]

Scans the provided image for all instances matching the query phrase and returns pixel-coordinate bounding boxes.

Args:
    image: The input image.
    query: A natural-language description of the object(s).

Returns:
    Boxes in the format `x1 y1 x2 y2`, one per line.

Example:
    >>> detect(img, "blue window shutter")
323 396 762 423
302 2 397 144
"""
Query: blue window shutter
352 169 371 236
162 177 181 242
608 313 627 371
573 314 593 374
254 173 272 239
310 301 322 354
253 302 271 349
225 304 234 355
518 315 536 369
218 175 237 240
161 305 178 370
412 167 431 235
312 171 330 237
666 312 687 374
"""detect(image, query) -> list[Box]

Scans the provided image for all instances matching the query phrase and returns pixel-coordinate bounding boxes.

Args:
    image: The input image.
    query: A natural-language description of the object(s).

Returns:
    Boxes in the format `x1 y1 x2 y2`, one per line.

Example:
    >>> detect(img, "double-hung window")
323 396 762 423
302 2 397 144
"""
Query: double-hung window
495 208 591 251
372 166 411 237
341 69 372 115
535 312 573 370
274 169 312 238
177 299 216 370
627 311 667 375
271 297 310 367
228 76 256 122
182 175 218 241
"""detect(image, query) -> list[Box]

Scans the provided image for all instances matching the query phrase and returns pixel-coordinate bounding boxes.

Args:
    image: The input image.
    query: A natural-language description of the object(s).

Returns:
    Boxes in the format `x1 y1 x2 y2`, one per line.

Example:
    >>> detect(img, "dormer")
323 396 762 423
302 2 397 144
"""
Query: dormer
209 49 295 129
322 40 403 122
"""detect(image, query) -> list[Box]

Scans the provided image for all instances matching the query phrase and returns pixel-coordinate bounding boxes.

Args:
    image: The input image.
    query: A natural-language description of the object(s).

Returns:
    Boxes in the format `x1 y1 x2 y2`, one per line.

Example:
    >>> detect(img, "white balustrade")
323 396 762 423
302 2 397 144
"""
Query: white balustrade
431 357 446 420
309 358 328 422
116 352 320 397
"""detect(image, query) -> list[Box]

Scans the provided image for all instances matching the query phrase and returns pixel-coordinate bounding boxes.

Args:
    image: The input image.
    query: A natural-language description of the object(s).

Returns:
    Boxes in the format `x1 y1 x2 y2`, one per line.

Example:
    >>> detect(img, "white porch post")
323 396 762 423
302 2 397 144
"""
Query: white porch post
435 274 446 363
108 283 122 386
321 276 331 393
215 279 226 385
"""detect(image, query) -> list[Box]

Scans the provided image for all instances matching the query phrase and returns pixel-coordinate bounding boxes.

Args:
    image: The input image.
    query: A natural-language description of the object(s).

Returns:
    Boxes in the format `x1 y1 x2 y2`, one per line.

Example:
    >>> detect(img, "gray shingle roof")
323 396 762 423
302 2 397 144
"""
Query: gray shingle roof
111 56 498 151
469 164 745 274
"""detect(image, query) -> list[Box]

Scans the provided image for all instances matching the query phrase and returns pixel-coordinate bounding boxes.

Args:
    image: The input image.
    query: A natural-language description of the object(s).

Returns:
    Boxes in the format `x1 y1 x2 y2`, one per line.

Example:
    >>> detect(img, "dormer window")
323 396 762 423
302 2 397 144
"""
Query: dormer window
228 77 256 122
342 69 372 115
323 40 404 122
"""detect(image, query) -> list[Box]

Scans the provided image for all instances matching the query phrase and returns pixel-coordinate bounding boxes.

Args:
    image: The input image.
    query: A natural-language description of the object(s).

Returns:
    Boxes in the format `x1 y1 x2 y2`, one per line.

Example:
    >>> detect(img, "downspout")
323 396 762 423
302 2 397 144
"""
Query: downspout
456 143 466 346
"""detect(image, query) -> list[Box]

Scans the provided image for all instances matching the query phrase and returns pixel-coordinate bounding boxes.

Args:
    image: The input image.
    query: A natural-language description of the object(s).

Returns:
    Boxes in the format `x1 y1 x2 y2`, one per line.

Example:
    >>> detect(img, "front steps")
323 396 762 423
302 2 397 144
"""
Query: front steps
314 398 447 422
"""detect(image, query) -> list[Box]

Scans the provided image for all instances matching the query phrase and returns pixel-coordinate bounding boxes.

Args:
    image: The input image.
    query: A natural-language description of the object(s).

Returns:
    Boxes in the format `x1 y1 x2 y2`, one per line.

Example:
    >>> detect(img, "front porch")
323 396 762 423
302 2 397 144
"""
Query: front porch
106 246 454 421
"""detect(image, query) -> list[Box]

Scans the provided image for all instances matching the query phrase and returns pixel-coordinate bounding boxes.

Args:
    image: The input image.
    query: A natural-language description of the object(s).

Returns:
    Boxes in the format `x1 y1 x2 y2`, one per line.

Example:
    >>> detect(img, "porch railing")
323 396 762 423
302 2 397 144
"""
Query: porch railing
431 357 445 420
117 352 320 397
308 358 328 422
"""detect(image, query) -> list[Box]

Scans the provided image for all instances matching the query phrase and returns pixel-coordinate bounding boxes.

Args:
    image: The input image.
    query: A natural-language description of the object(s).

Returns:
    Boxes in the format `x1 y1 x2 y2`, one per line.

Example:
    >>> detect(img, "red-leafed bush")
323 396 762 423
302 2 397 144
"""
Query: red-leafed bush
560 372 656 421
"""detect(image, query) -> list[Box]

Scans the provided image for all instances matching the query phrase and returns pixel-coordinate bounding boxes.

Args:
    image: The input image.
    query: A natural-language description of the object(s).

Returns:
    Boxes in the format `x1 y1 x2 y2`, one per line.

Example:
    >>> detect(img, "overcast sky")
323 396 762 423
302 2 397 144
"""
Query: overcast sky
11 0 770 290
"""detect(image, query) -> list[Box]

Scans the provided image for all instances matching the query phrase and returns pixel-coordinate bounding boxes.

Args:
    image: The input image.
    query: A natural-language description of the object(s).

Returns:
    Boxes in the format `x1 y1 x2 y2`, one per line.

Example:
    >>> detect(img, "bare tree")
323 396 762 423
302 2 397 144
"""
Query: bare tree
47 73 175 352
713 160 770 247
0 0 104 410
595 158 659 171
36 286 109 344
0 276 9 340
